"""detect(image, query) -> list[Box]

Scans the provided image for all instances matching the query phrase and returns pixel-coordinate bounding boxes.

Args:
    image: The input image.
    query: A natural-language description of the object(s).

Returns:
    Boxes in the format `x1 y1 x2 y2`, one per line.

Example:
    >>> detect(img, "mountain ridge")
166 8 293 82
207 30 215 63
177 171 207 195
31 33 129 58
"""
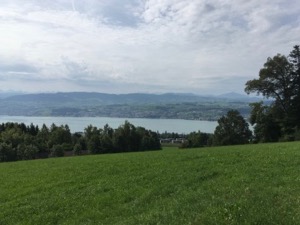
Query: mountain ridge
3 91 258 104
0 92 261 120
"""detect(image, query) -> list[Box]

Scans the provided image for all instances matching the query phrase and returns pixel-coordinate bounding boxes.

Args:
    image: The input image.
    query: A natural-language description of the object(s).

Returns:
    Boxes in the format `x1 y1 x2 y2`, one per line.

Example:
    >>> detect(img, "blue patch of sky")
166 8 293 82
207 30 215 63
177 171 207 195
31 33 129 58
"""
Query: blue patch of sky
276 13 300 28
101 5 141 27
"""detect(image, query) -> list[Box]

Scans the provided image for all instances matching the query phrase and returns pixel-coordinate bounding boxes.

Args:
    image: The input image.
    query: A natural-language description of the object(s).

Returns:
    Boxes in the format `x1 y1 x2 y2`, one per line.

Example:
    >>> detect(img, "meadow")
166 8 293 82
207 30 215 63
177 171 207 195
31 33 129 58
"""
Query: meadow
1 142 300 225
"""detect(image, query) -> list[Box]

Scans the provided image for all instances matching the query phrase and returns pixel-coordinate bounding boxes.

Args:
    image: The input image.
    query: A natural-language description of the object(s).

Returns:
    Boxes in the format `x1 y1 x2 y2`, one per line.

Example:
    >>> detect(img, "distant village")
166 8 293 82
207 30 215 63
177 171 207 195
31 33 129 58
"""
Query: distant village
160 138 186 144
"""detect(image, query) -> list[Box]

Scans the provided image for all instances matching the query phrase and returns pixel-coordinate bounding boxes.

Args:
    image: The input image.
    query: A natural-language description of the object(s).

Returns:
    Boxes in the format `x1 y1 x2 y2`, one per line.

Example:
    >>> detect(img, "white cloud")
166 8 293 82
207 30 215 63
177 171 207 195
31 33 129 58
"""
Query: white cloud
0 0 299 94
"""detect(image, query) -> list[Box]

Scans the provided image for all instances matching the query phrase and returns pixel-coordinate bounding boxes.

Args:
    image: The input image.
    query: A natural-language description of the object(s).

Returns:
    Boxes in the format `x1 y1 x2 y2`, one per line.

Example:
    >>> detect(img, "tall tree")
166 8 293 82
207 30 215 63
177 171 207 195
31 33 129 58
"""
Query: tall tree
245 45 300 137
84 125 102 154
245 54 294 115
213 110 252 146
289 45 300 127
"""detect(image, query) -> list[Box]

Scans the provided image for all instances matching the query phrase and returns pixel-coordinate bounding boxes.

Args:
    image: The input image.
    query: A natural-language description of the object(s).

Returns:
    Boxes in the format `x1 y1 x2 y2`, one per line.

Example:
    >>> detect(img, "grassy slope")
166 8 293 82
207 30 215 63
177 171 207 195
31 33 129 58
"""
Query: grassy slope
1 142 300 225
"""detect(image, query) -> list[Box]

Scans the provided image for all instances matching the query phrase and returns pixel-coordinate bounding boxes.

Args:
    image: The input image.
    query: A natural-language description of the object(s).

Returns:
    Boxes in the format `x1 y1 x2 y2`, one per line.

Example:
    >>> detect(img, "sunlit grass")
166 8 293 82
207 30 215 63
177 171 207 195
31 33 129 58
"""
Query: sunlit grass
1 142 300 224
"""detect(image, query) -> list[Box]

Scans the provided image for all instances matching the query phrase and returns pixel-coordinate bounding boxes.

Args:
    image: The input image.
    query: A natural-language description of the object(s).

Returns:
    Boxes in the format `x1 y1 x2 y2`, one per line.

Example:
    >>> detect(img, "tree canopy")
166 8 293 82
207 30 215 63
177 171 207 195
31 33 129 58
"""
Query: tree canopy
245 45 300 140
0 121 161 162
213 110 252 146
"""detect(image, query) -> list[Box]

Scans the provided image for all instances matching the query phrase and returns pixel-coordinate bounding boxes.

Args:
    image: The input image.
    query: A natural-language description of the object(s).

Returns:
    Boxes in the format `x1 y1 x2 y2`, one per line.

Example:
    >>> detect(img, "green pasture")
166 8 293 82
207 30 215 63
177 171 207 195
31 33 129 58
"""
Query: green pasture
1 142 300 224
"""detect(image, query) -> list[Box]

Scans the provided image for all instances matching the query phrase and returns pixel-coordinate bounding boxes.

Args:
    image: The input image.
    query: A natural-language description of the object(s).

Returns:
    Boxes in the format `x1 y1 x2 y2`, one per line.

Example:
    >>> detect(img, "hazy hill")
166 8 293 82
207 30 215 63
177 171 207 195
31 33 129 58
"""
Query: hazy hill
0 91 25 99
0 92 260 120
5 92 212 104
217 92 261 101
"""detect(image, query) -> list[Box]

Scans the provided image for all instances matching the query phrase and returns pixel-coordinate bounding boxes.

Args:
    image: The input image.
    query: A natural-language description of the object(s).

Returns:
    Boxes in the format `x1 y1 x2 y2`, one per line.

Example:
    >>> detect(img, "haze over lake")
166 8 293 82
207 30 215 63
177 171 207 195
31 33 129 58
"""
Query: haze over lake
0 116 218 134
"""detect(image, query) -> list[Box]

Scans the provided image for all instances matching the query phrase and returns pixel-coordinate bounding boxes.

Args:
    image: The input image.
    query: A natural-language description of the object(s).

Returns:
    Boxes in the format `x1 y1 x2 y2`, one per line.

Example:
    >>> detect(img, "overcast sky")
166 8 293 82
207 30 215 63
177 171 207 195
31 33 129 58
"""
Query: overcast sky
0 0 299 95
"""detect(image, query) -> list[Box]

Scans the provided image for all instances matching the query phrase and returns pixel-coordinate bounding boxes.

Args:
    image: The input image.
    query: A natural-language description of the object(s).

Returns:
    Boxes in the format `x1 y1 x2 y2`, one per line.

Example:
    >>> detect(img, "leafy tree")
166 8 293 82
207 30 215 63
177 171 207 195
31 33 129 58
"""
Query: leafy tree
245 45 300 136
35 124 50 153
61 143 73 152
17 144 39 160
103 124 114 138
48 125 72 148
73 143 82 155
84 125 99 140
50 144 64 157
245 54 293 114
0 143 14 162
112 121 161 152
100 135 113 153
87 134 102 154
100 124 114 153
0 125 23 148
288 45 300 127
213 110 252 146
113 121 137 152
84 125 102 154
181 131 212 148
137 127 161 151
0 123 40 161
249 102 281 142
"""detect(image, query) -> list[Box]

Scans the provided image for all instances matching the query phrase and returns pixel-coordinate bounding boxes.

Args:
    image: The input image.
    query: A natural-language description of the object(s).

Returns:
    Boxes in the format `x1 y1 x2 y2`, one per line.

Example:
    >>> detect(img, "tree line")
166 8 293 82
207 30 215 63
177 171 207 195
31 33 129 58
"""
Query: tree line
0 121 161 162
160 109 252 148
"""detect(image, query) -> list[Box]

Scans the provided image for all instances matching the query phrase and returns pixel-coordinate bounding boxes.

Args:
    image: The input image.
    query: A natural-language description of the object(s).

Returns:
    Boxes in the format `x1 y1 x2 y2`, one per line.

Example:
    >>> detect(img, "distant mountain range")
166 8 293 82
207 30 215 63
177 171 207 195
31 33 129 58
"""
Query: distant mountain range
0 92 263 120
2 91 260 103
0 91 26 99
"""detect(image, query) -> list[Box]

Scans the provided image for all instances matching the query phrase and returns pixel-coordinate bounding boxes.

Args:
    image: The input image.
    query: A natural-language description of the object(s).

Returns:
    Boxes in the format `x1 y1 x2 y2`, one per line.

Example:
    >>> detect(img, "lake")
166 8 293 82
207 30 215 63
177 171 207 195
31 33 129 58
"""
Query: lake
0 116 218 134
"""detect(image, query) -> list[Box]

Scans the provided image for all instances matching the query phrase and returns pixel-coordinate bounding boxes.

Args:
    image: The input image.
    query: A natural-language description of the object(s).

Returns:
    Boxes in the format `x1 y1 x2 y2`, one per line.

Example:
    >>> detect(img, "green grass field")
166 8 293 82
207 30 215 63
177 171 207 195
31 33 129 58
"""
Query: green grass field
1 142 300 225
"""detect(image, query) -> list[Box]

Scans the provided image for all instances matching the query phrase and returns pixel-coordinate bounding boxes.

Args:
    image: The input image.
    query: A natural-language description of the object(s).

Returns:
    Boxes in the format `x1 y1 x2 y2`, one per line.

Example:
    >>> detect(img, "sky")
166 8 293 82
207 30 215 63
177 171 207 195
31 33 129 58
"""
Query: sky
0 0 299 95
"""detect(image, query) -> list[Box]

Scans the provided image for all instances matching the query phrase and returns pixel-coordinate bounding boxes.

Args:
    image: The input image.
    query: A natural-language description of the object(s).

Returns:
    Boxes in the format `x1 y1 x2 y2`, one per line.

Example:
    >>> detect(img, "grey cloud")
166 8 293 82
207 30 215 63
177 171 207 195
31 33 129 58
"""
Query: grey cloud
0 0 299 94
67 77 176 94
61 58 90 80
0 63 39 74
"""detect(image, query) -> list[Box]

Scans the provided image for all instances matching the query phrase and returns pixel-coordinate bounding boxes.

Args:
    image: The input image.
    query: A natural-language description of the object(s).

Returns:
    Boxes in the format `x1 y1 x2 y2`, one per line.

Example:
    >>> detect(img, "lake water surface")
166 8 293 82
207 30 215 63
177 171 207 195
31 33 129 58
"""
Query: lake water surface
0 116 218 134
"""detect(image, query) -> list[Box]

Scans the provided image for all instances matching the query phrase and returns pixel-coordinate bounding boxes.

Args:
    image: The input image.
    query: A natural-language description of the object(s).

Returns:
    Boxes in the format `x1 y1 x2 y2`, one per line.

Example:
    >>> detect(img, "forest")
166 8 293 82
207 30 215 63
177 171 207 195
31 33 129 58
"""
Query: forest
0 121 161 162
